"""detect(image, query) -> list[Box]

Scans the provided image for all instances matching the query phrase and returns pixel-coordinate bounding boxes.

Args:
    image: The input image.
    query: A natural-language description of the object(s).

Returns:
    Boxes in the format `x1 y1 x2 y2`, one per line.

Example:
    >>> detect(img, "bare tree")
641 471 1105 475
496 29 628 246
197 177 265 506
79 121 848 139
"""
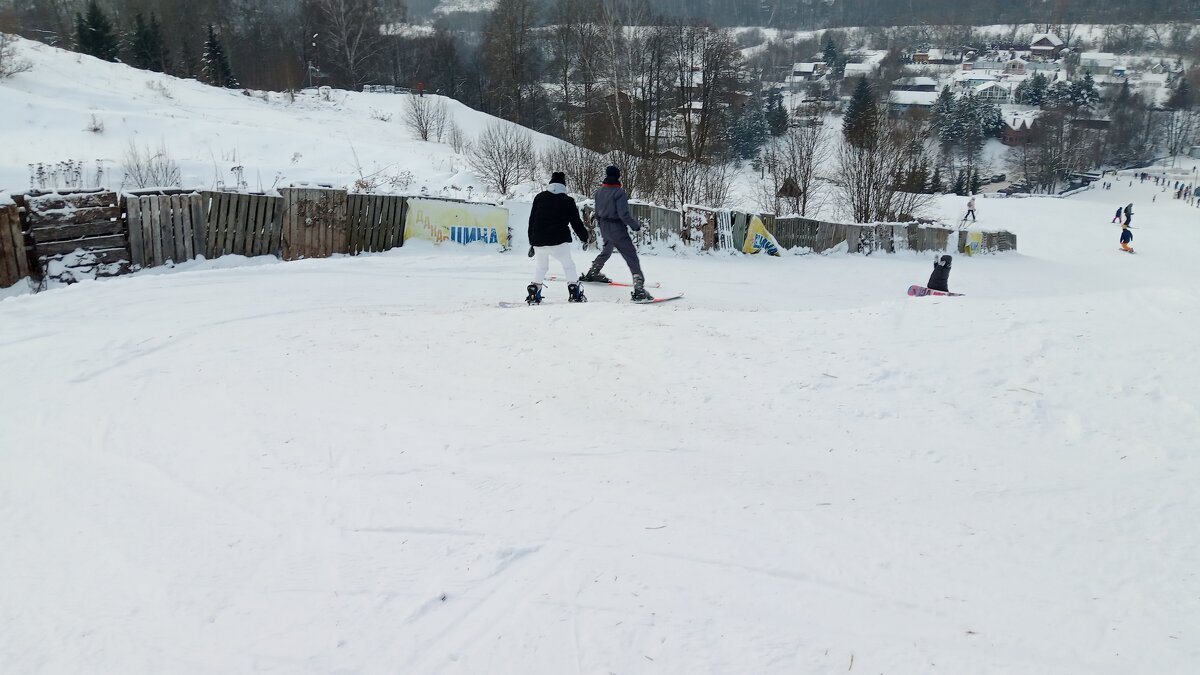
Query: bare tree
0 33 32 79
122 141 182 189
403 94 448 142
833 120 932 223
447 120 470 154
313 0 399 89
469 123 537 195
540 142 606 193
774 119 830 216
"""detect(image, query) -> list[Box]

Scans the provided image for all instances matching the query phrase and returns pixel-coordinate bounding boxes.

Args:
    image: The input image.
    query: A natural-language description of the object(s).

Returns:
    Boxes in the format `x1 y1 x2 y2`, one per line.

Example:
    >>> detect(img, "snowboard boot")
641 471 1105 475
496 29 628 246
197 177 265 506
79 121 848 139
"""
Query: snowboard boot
630 274 654 302
526 283 544 305
567 282 587 303
579 263 611 284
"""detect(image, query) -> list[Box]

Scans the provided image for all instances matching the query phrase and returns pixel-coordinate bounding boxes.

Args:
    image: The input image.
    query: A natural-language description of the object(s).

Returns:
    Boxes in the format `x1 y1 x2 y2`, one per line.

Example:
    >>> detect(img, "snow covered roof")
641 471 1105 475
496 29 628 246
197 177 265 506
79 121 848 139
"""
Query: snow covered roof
791 62 825 74
1031 33 1064 47
1081 52 1117 68
888 90 939 106
975 81 1007 92
893 76 938 88
955 71 998 83
844 63 874 76
1006 111 1038 130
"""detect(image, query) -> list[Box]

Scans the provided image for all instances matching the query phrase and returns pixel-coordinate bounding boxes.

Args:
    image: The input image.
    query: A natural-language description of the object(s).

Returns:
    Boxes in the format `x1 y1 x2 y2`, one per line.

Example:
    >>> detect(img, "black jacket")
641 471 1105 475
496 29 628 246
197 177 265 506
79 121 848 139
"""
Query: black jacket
927 255 952 292
528 185 587 247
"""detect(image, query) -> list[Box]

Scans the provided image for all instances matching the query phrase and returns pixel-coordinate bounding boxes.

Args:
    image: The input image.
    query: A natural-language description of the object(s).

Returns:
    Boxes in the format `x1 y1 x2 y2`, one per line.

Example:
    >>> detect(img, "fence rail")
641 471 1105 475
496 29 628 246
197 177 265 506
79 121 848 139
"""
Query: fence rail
0 203 30 288
127 193 206 267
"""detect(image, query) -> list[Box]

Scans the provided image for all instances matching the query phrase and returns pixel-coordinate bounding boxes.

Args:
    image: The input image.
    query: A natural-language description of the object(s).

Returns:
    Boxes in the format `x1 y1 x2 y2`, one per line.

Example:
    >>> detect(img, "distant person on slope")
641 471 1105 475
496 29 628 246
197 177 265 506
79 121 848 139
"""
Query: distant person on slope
965 196 977 222
1120 223 1134 253
927 255 953 292
580 165 653 301
1111 206 1123 223
1124 203 1133 226
525 171 589 305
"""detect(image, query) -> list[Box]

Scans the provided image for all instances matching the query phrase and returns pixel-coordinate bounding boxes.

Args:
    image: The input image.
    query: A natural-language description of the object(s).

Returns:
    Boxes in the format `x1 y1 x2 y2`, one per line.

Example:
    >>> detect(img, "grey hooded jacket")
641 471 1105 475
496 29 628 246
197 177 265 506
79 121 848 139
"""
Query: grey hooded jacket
593 184 641 231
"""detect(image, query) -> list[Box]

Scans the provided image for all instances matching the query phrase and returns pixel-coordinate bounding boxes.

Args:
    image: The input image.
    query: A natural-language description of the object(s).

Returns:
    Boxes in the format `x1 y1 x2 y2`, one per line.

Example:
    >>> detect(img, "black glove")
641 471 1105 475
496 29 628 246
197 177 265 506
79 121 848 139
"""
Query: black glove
527 246 534 257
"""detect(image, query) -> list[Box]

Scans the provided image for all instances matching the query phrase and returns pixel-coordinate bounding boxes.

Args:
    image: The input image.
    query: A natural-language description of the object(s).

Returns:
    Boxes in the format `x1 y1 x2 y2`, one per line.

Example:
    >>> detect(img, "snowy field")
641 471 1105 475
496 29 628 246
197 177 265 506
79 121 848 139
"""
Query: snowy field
3 171 1200 673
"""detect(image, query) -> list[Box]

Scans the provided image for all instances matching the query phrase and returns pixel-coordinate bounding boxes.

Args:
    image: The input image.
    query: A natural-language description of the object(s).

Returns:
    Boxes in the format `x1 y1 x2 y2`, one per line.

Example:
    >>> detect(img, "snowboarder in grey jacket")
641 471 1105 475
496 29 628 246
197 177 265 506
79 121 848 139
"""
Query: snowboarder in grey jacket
580 165 652 301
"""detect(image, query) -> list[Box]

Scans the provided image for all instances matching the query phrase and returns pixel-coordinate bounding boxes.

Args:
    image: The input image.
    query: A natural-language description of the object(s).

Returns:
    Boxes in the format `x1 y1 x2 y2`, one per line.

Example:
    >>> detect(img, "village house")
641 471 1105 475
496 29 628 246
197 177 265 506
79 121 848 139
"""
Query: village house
1004 58 1027 76
974 81 1012 102
888 89 939 115
1080 52 1117 76
843 62 875 78
892 76 939 92
1030 33 1064 60
1002 112 1038 146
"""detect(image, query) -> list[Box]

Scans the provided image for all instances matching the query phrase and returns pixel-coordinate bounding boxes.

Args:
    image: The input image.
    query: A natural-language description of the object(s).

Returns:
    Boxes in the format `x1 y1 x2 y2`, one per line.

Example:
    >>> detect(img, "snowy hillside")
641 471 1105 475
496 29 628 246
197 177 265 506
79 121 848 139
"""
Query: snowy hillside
0 37 562 200
4 31 1200 675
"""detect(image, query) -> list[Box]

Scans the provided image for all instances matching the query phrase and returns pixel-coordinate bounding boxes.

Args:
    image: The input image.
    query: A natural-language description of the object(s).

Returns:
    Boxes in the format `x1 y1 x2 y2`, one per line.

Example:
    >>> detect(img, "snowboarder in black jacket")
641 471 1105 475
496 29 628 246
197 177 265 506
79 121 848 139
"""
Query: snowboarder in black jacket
526 172 589 304
927 254 952 292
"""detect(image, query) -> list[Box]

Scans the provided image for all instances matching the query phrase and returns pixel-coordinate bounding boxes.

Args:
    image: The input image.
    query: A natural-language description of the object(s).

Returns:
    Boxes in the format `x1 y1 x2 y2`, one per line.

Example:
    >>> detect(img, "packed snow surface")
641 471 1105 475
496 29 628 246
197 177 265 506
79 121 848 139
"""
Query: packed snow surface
2 175 1199 673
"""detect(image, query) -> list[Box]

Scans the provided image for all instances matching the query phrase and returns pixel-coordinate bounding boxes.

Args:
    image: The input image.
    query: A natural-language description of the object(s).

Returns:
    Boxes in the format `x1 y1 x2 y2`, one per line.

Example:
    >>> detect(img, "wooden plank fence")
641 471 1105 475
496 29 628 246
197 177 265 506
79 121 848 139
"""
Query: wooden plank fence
0 202 30 288
203 192 284 259
281 187 348 260
26 191 129 281
346 193 407 254
126 193 206 267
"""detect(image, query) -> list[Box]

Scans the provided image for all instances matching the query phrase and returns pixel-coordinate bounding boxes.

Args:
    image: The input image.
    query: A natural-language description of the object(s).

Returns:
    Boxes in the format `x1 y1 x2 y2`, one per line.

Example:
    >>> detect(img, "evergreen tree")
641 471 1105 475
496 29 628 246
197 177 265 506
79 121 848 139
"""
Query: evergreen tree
202 24 238 89
822 34 841 78
732 95 769 159
1167 77 1193 110
765 90 789 136
127 13 153 71
842 77 878 149
930 166 944 193
147 13 170 73
1046 80 1073 110
931 86 957 154
969 170 983 194
952 170 966 195
1024 72 1049 107
180 37 198 80
1071 71 1100 112
75 0 119 62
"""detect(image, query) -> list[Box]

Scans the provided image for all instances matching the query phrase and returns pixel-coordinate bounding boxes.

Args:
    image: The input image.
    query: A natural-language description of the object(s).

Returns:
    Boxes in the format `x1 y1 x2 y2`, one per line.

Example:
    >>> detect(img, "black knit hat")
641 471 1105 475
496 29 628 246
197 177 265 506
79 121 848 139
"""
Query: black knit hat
605 165 621 182
550 171 566 186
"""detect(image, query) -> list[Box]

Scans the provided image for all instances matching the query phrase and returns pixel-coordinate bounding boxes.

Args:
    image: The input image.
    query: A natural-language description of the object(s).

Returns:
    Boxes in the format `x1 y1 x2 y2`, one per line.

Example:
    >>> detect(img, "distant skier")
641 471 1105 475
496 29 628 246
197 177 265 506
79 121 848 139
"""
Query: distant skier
1111 206 1123 223
525 171 589 305
580 165 653 301
1120 223 1134 253
1123 203 1133 226
964 196 977 222
927 254 953 292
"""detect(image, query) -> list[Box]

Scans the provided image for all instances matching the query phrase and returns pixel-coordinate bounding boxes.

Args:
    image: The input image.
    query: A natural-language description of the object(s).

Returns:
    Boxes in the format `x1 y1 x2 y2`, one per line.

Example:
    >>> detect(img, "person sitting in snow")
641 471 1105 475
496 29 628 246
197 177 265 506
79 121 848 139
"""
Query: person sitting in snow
1120 223 1134 253
927 255 953 292
525 171 590 305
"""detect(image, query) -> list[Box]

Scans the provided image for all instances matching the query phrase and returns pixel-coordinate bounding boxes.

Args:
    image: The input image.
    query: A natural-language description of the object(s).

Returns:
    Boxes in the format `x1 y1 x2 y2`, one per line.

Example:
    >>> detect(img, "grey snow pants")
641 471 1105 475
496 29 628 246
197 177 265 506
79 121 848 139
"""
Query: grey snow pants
590 218 643 277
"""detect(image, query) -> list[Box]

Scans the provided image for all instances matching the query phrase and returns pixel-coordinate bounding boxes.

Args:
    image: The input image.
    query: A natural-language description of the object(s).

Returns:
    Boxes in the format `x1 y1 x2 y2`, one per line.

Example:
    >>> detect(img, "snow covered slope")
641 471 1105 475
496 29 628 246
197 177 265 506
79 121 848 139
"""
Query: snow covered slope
2 168 1200 673
0 36 560 199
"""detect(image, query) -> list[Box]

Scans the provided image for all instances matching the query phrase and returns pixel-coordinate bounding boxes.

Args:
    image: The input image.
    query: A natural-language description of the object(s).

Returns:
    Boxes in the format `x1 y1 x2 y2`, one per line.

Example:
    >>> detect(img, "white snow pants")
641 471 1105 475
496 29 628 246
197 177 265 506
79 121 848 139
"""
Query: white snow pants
532 243 578 285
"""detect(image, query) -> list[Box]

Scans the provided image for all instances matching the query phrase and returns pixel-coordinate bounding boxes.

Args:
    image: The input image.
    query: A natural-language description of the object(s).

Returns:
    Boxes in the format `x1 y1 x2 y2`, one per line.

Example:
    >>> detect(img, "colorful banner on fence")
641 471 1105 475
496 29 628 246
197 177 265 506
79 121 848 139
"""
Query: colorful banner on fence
742 215 781 256
403 198 509 248
963 231 983 256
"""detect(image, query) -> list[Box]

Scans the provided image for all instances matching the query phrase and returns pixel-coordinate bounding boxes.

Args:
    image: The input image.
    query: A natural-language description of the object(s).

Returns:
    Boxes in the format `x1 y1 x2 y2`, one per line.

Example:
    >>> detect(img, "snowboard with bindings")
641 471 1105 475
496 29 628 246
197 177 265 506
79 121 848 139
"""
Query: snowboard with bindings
500 292 683 308
545 275 662 289
908 285 964 297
